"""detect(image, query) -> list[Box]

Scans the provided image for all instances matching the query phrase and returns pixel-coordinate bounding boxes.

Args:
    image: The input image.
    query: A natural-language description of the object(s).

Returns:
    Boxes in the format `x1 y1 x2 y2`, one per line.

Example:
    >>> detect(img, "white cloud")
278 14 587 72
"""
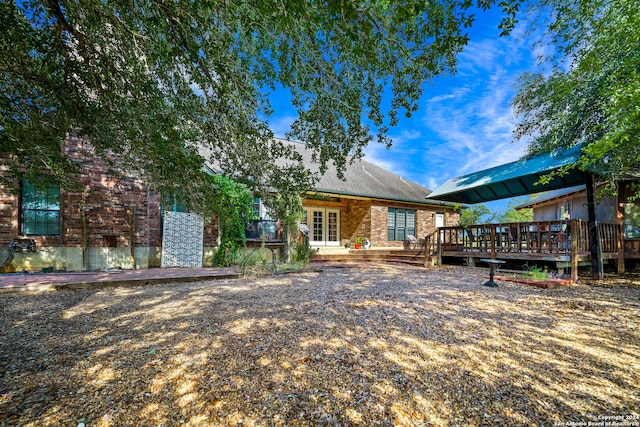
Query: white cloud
419 34 536 189
268 114 297 139
427 94 456 103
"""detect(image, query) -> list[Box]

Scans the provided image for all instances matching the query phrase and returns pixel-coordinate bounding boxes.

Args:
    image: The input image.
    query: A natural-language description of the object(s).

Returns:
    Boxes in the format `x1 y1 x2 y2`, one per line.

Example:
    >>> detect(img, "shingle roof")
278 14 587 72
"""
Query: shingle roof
281 139 455 206
200 138 455 206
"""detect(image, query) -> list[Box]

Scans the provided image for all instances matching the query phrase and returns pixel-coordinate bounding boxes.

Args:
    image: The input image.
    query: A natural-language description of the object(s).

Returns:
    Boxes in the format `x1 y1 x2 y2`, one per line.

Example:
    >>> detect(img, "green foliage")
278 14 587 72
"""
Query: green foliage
513 0 640 199
1 0 521 207
207 174 252 267
237 249 270 276
459 204 491 226
523 264 549 281
353 236 367 246
492 200 533 223
263 192 305 232
291 242 318 265
460 199 532 225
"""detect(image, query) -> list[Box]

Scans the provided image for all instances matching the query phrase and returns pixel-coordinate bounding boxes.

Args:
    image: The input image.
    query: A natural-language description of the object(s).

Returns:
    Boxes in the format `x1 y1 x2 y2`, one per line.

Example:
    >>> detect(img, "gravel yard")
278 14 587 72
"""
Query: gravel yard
0 266 639 426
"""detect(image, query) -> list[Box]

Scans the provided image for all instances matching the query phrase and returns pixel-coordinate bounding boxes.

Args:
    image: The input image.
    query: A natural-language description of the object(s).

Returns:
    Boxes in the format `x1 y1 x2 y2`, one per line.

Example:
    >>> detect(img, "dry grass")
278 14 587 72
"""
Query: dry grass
0 266 639 426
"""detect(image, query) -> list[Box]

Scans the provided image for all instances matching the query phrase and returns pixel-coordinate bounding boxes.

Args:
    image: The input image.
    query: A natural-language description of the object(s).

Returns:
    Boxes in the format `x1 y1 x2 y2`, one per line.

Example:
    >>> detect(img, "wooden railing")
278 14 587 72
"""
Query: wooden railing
599 222 623 253
423 229 440 266
437 220 622 257
244 219 281 241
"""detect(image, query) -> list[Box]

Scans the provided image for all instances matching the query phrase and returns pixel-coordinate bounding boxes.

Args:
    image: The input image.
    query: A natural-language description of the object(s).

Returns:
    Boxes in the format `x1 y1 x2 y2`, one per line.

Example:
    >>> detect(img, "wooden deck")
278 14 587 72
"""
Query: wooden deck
426 220 624 280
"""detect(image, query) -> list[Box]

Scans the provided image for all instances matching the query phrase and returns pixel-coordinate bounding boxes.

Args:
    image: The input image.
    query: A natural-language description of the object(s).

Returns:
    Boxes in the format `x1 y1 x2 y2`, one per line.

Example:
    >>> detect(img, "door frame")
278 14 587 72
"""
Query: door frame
305 207 341 246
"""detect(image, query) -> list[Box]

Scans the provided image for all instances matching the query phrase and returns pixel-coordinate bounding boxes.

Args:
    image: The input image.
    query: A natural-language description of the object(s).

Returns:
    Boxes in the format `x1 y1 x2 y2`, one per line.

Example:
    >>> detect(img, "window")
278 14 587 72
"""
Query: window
21 180 60 235
248 197 271 220
252 197 261 220
162 195 189 213
388 208 416 241
624 203 640 239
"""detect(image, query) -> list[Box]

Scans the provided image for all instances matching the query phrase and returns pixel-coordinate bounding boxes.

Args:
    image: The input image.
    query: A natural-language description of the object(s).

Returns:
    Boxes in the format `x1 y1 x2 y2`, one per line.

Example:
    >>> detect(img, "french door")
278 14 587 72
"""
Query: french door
305 208 340 246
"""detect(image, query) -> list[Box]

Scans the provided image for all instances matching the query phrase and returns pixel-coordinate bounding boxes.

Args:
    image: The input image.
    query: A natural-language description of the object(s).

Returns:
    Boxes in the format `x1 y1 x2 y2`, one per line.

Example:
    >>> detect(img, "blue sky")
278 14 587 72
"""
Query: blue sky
267 7 546 213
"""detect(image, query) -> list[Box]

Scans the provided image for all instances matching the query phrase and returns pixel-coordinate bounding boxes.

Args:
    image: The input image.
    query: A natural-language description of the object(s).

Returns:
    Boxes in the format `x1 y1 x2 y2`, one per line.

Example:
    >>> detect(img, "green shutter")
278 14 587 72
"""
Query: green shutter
388 208 396 241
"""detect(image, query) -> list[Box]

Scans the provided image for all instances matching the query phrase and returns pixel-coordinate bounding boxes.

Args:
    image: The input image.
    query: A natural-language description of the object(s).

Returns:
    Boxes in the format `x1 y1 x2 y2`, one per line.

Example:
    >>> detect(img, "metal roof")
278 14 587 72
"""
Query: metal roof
514 185 586 210
426 145 586 204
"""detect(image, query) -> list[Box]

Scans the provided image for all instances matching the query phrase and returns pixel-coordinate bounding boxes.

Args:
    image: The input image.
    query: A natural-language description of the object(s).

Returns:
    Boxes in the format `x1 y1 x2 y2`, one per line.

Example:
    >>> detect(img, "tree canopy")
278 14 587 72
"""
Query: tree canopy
513 0 640 197
1 0 520 212
458 200 532 225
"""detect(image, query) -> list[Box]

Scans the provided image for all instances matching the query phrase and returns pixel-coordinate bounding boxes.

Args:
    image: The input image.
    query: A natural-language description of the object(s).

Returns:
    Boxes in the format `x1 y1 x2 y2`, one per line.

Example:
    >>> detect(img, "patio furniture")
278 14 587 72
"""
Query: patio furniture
405 235 424 250
480 258 506 287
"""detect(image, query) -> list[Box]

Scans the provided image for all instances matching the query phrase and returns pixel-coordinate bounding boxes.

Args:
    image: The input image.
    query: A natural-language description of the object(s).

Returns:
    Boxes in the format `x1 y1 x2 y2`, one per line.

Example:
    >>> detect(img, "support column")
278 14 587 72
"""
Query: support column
615 183 625 274
490 225 496 260
570 219 579 281
585 172 603 280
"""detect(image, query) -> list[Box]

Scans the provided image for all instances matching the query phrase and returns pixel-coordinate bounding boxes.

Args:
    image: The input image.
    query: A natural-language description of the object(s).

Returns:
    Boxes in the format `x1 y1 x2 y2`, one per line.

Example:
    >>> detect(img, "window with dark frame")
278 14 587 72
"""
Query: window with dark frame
161 194 189 213
624 203 640 239
21 180 61 236
388 208 416 241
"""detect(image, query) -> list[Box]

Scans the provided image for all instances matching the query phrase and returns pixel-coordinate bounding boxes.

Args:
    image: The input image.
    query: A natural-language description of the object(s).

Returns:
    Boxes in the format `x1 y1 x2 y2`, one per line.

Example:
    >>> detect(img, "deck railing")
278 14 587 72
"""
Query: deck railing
438 219 621 256
244 219 281 241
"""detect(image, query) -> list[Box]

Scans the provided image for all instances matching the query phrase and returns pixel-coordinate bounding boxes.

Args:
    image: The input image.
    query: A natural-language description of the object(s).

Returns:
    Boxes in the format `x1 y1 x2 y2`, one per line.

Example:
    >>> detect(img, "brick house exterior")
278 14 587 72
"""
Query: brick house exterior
0 136 219 272
1 137 458 272
302 197 458 249
290 140 460 250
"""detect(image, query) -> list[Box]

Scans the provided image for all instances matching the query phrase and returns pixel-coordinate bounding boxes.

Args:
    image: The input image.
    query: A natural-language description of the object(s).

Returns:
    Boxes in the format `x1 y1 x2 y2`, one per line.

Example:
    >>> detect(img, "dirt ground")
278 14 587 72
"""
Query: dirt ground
0 266 638 426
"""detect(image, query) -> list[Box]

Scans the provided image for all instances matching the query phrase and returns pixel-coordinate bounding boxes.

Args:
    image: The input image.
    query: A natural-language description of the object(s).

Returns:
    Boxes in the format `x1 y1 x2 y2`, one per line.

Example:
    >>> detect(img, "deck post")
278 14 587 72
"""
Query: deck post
423 235 429 267
490 225 496 260
570 219 579 281
585 172 604 280
615 186 626 274
437 229 442 266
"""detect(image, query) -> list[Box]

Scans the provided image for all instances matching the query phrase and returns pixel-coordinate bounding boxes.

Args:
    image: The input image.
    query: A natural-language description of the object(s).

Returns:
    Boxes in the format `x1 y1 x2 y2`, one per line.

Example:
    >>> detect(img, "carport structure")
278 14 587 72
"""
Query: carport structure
426 145 624 280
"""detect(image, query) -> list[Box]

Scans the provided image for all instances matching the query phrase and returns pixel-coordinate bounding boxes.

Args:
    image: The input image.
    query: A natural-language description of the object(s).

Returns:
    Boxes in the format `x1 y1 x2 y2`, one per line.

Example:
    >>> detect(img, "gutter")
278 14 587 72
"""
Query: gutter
311 188 463 208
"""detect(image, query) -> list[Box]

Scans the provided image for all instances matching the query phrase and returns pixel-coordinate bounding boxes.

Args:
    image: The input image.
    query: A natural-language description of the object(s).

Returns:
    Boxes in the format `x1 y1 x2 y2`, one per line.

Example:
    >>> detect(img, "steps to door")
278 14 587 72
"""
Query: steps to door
311 249 428 267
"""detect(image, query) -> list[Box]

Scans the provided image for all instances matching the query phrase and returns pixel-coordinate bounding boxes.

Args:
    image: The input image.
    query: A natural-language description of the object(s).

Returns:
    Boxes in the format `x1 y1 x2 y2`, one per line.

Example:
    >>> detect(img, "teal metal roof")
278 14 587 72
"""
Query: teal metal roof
426 145 586 204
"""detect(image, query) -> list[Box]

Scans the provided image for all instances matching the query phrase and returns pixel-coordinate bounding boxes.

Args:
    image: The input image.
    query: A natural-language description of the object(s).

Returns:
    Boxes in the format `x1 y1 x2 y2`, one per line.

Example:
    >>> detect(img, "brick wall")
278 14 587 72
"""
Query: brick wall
301 194 460 248
371 201 460 248
341 199 371 244
0 136 220 271
62 136 156 250
0 159 19 247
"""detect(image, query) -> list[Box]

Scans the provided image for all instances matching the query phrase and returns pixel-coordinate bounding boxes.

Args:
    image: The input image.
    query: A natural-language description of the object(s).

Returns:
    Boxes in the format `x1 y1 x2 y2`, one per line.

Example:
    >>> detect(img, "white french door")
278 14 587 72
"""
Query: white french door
305 208 340 246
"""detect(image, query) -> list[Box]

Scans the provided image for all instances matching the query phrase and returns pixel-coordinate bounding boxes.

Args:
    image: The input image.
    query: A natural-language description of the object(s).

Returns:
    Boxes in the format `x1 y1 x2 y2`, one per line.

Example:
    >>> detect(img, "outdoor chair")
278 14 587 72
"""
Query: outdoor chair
405 235 424 250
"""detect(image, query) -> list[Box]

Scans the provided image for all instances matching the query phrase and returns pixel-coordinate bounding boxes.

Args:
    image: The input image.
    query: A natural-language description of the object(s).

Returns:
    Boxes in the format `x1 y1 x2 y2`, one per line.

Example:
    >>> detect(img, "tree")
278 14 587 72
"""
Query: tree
459 204 491 226
1 0 521 212
458 200 532 225
513 0 640 197
493 200 532 223
208 174 252 267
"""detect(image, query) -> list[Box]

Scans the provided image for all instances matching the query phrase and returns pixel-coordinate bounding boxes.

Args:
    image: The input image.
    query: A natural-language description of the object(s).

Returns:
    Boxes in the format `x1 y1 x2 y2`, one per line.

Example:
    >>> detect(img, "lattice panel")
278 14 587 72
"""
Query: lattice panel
161 211 204 268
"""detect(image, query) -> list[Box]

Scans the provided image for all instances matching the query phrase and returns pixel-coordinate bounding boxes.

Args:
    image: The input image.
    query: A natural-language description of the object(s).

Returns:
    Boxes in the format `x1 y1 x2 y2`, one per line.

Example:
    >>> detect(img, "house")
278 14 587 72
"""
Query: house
516 183 640 262
0 137 458 272
426 145 640 276
0 136 220 272
284 140 460 251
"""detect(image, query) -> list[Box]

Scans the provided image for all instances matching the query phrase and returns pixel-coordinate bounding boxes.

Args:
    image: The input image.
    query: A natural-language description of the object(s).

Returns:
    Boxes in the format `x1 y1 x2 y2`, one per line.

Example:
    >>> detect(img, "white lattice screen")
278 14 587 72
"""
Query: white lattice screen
161 211 204 268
